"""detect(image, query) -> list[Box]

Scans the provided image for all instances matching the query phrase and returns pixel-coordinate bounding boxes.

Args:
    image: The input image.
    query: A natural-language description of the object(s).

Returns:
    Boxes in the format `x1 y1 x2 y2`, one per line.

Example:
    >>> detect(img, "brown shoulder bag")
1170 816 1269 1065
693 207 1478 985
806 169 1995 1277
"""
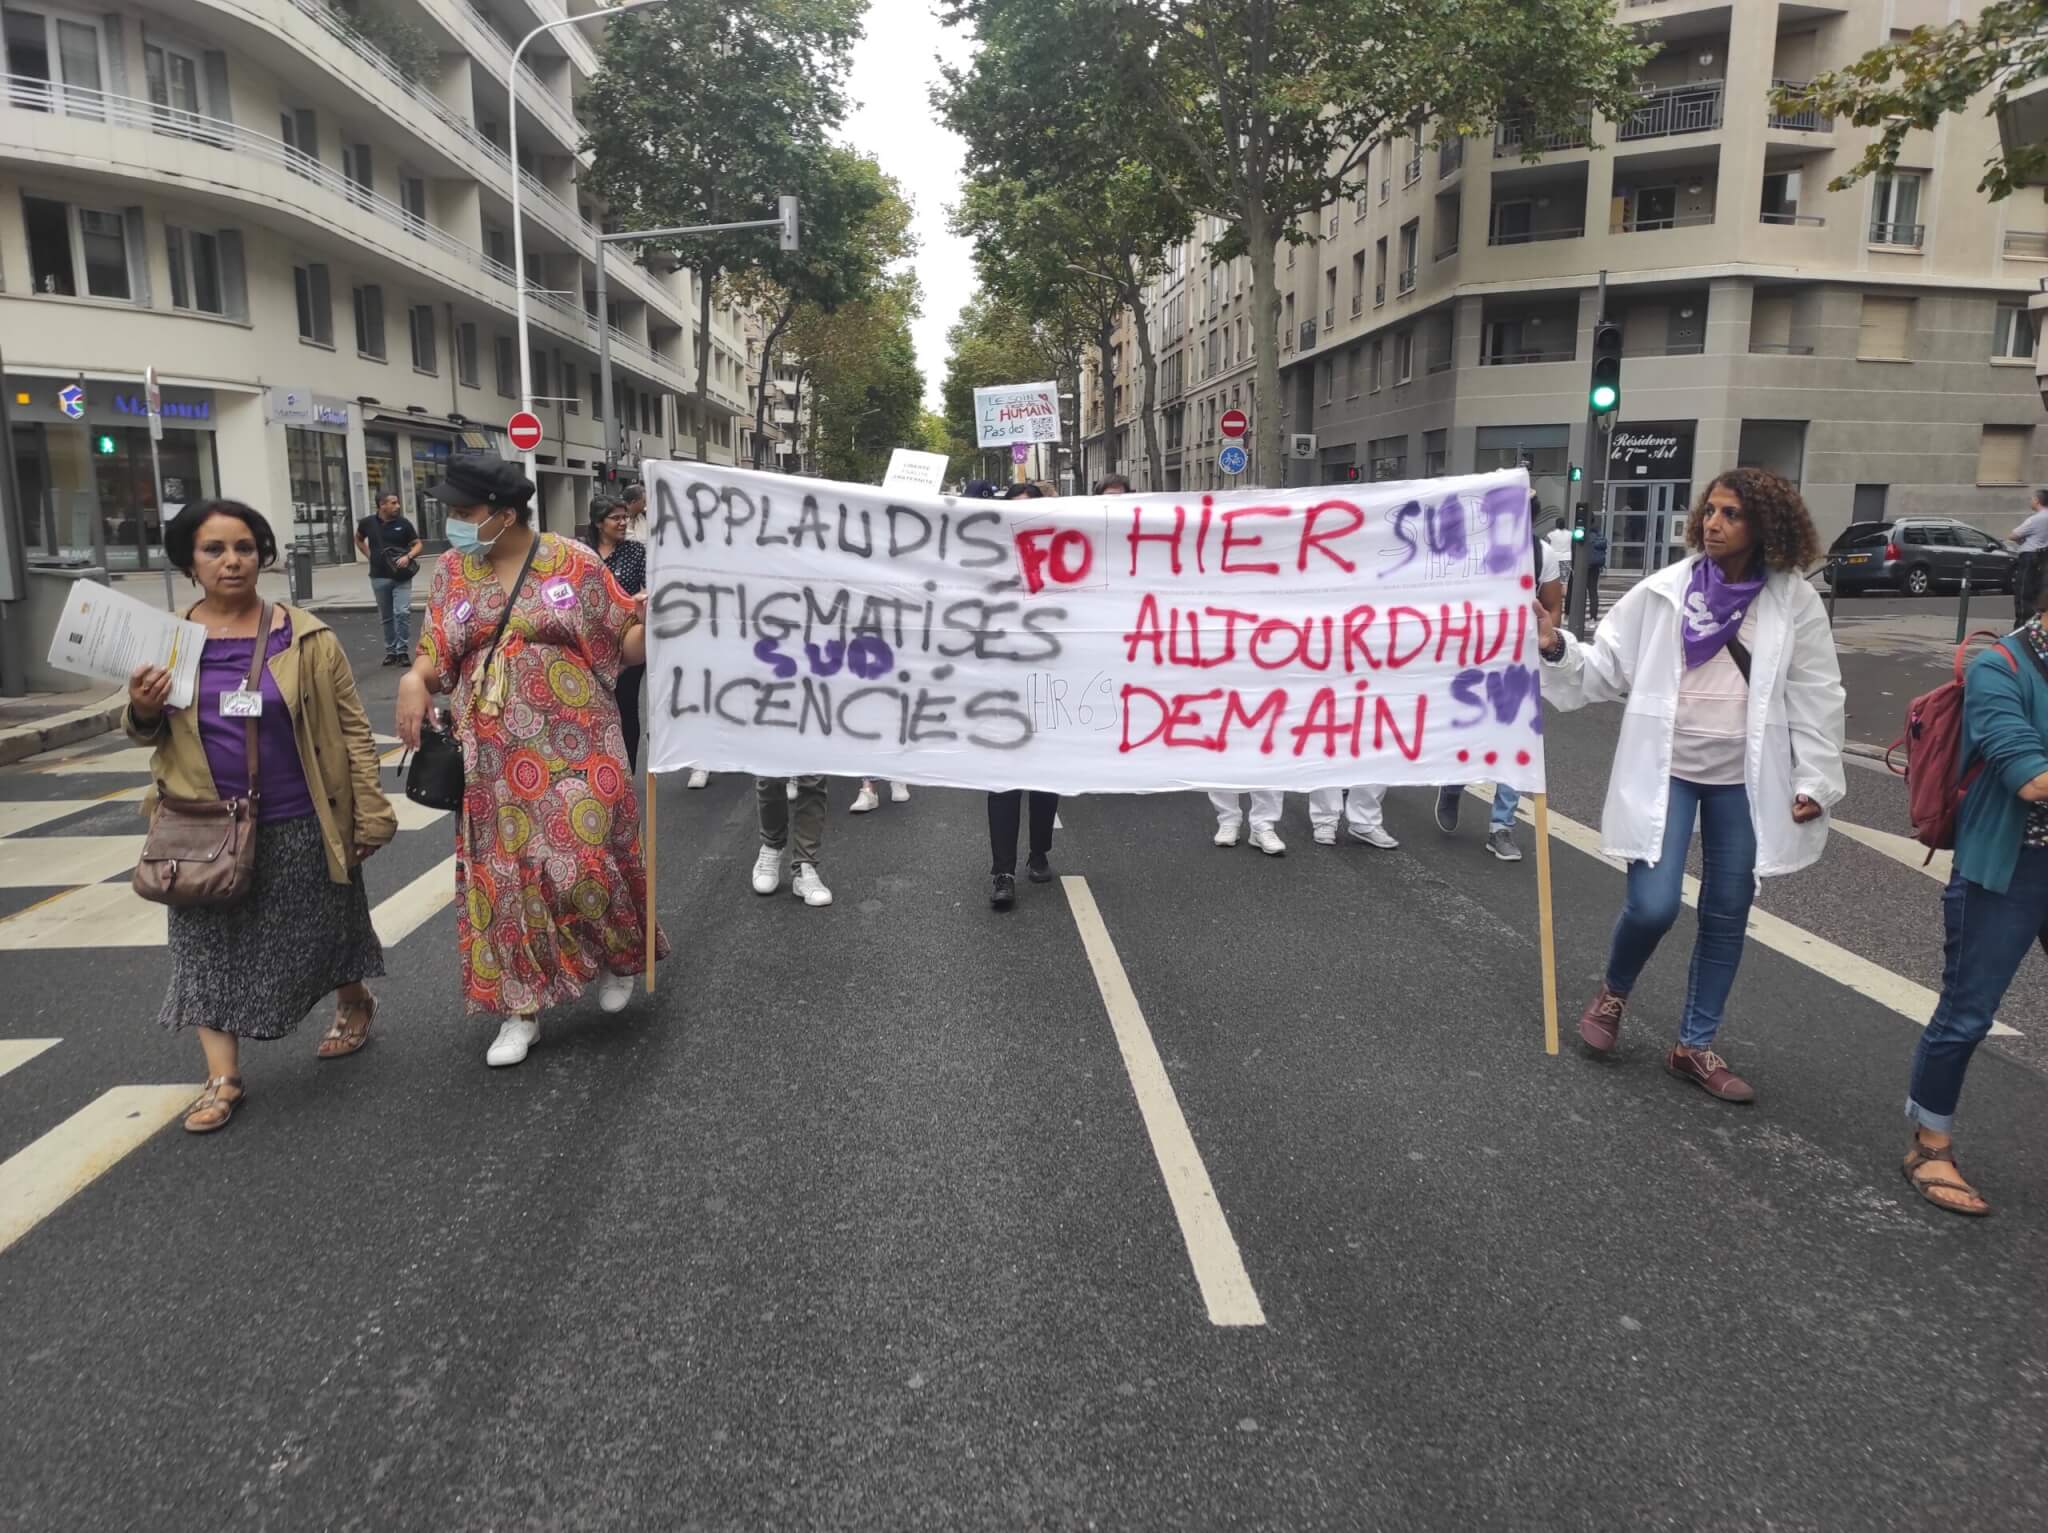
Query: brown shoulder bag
132 603 271 908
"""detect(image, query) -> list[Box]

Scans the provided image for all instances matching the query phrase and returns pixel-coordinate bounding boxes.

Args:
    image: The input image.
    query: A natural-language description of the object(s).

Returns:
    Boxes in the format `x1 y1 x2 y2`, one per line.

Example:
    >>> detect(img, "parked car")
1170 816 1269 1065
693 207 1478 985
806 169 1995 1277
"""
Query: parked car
1823 518 2017 596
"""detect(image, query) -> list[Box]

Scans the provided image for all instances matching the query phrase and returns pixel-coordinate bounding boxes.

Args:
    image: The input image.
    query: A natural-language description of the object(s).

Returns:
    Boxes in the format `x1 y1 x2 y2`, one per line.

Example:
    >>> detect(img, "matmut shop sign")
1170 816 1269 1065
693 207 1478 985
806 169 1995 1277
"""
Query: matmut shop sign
972 381 1061 447
643 464 1547 797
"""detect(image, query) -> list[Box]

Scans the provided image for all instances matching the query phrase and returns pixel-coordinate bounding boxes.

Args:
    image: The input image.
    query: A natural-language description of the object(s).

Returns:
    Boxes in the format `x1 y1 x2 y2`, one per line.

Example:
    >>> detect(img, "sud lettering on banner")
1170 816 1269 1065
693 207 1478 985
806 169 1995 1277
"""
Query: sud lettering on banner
642 464 1546 798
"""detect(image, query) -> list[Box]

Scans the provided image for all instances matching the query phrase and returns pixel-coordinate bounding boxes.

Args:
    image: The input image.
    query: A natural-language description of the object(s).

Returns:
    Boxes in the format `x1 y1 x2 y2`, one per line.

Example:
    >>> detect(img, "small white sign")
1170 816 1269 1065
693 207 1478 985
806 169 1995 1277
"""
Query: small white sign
881 449 950 495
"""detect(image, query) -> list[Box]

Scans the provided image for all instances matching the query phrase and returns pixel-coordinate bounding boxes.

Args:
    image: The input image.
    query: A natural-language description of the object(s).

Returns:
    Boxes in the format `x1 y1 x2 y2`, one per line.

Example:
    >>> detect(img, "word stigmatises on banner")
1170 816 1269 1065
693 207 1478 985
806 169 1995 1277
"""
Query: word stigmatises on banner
643 465 1548 796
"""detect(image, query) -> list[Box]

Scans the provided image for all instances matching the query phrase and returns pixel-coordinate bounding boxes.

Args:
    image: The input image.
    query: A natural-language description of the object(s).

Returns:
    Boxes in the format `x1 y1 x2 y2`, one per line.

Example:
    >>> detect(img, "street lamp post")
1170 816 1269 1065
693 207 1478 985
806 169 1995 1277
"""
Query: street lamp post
508 0 674 485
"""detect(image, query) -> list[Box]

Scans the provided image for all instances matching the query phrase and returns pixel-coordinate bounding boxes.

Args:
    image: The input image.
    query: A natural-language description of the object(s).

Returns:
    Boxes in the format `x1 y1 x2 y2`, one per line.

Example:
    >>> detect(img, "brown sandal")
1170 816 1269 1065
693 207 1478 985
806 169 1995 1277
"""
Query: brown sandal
1903 1134 1991 1217
318 993 377 1060
183 1075 245 1134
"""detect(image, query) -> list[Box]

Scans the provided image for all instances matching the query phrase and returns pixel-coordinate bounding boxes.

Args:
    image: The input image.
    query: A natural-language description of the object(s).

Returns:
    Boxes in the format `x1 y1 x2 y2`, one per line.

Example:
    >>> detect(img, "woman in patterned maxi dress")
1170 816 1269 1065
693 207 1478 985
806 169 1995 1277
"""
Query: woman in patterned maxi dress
396 457 669 1066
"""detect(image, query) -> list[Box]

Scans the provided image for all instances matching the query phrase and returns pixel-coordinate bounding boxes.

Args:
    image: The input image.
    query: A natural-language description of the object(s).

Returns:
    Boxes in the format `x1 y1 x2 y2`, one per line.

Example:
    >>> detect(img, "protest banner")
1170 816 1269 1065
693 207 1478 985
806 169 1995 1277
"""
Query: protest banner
643 463 1546 797
972 381 1061 447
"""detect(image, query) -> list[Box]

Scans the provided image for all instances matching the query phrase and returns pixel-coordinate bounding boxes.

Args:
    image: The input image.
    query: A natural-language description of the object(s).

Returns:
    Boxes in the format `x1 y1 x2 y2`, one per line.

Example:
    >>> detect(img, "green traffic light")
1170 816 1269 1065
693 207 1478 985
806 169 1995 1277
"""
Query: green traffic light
1589 384 1618 412
1572 526 1587 541
94 433 117 455
1569 464 1583 482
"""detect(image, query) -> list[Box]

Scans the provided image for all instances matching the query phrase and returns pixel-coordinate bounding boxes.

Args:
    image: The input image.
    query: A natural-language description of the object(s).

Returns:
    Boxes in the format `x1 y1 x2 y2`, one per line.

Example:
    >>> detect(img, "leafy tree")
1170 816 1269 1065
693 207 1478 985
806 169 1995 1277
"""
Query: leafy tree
939 294 1068 484
945 0 1648 481
790 274 926 483
582 1 862 462
720 149 911 469
1779 5 2048 200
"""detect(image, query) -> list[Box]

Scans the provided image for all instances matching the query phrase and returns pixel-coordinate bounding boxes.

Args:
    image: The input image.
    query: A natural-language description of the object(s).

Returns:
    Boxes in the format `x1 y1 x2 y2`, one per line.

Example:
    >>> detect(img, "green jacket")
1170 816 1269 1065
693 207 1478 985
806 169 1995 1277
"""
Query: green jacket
1956 634 2048 894
124 605 397 884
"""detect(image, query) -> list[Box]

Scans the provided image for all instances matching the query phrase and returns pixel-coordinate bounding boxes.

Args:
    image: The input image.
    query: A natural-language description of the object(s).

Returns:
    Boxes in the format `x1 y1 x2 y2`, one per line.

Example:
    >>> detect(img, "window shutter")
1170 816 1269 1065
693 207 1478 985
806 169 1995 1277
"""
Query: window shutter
122 206 149 305
1857 296 1911 359
217 229 247 320
1978 426 2029 486
202 52 231 124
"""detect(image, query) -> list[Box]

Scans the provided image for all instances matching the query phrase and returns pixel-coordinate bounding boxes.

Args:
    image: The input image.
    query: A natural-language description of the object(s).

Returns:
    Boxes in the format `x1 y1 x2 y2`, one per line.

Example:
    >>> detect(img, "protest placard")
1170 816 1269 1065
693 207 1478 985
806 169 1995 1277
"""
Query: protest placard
880 448 951 495
971 381 1061 447
642 464 1546 798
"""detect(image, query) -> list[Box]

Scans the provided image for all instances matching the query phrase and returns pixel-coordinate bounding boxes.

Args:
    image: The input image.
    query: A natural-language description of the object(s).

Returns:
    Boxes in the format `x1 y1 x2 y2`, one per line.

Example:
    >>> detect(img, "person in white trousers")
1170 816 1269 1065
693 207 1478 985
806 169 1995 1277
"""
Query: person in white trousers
1307 784 1400 850
1210 790 1286 855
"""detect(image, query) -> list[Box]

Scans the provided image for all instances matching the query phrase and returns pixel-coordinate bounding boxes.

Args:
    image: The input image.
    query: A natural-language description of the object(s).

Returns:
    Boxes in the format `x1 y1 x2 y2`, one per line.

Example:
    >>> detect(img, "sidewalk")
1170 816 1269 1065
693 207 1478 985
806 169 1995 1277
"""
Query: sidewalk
107 561 377 614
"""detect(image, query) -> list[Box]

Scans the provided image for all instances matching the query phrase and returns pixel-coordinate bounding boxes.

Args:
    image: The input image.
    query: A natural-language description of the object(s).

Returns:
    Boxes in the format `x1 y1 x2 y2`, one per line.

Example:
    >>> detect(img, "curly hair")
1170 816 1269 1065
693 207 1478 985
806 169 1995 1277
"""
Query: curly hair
1682 466 1821 574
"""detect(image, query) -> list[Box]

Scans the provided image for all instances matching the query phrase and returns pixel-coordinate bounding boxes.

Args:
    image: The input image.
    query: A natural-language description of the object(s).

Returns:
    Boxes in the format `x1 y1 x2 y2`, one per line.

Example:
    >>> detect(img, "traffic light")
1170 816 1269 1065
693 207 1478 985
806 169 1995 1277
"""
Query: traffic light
777 195 800 252
1589 321 1623 415
94 432 117 455
1573 501 1590 541
1568 463 1583 483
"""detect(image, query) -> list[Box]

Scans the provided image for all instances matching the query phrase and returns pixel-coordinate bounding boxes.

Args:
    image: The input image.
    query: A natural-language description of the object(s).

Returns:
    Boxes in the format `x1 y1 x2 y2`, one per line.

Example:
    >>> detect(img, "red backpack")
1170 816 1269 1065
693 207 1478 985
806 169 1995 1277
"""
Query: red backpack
1886 630 2016 859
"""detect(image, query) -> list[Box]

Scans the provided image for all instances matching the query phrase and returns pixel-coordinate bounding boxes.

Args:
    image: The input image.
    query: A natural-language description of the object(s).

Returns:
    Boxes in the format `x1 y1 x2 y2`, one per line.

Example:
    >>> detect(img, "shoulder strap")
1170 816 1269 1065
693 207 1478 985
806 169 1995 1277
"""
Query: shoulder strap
1725 635 1752 684
242 602 270 799
480 534 541 678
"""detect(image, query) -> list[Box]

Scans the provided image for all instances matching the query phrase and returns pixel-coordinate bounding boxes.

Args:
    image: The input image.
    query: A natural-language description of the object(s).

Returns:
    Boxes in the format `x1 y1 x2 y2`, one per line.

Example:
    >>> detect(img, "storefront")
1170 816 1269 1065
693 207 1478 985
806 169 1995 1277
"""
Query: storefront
363 410 507 545
268 388 357 566
6 375 221 571
1603 422 1696 573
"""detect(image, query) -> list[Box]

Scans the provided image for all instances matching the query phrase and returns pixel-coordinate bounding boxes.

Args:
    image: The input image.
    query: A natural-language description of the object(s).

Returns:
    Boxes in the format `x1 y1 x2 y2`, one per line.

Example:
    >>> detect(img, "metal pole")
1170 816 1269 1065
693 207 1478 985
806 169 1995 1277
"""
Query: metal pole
1824 558 1841 628
148 427 171 611
595 223 616 476
1957 555 1974 643
1569 269 1609 638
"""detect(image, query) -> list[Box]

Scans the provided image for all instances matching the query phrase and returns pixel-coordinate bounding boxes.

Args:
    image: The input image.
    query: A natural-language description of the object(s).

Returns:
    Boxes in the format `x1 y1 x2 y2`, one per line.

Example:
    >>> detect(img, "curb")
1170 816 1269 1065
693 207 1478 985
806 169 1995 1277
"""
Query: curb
0 690 128 767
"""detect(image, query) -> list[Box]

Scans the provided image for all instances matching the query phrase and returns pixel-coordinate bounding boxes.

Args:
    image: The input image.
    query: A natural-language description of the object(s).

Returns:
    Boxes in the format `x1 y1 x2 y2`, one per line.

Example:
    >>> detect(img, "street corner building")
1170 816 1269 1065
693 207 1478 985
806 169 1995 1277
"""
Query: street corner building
1079 0 2048 579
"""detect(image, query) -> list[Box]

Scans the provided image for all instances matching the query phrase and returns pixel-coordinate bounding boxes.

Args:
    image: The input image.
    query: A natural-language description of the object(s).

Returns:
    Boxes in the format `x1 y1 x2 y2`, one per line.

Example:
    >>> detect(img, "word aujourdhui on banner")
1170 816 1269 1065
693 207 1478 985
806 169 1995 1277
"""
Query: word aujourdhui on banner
642 465 1548 797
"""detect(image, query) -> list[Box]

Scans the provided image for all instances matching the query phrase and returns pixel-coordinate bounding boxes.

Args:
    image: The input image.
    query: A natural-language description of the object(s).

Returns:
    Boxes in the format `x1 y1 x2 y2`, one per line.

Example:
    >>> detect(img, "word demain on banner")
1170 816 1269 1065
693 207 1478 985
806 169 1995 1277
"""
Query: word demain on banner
642 464 1547 796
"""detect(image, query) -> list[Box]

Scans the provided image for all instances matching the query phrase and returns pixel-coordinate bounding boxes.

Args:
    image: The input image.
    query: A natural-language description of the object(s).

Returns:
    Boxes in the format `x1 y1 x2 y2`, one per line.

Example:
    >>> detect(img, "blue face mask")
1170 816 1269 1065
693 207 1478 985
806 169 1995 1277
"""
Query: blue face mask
445 509 504 553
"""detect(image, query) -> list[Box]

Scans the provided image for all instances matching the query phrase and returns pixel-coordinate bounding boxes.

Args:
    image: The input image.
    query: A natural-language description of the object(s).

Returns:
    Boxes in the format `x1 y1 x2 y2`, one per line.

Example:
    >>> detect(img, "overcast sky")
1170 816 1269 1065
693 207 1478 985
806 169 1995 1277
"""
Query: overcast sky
839 3 977 411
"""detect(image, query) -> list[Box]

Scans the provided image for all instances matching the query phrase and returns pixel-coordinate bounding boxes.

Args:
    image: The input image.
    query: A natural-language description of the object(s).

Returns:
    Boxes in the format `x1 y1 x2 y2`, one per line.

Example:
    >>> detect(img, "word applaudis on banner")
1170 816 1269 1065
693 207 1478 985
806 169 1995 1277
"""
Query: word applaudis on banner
643 465 1546 796
971 381 1060 447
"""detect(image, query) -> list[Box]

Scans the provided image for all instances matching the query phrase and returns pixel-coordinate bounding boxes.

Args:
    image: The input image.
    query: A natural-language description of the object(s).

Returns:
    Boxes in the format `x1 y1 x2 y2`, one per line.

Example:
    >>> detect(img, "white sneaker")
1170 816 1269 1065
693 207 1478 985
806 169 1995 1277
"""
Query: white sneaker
1249 825 1287 856
890 781 911 803
597 973 635 1013
686 768 710 789
786 779 798 801
1348 824 1400 850
1214 821 1242 848
792 862 833 907
1313 826 1337 846
485 1015 539 1067
750 844 784 895
850 785 880 814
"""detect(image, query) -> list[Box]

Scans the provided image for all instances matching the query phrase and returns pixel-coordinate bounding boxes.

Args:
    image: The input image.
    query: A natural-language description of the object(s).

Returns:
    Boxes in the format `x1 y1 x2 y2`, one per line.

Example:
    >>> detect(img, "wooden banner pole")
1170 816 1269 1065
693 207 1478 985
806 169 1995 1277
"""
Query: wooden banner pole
644 763 657 994
1532 791 1560 1055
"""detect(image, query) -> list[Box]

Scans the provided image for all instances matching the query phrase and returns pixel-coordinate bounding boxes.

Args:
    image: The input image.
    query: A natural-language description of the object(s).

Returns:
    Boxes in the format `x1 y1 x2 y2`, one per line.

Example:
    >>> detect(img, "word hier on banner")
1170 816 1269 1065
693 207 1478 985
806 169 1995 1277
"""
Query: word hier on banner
641 465 1547 797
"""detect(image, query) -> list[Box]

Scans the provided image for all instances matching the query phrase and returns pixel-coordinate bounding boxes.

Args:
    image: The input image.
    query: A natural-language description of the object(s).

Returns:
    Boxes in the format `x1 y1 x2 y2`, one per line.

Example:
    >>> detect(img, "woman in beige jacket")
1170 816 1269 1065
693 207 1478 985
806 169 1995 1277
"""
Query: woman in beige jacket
126 501 398 1133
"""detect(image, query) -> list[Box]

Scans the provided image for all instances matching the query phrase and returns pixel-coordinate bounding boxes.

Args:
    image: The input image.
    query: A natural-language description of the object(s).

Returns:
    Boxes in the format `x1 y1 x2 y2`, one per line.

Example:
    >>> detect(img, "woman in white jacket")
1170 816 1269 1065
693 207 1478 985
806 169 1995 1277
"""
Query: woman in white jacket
1536 468 1846 1103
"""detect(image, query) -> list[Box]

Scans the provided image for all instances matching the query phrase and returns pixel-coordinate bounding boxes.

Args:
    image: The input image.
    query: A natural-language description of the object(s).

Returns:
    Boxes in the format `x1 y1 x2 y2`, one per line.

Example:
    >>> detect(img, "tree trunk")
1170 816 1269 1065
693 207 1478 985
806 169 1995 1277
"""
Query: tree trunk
693 273 713 464
790 367 810 472
752 295 795 471
1122 264 1164 492
1094 313 1115 487
1246 202 1284 487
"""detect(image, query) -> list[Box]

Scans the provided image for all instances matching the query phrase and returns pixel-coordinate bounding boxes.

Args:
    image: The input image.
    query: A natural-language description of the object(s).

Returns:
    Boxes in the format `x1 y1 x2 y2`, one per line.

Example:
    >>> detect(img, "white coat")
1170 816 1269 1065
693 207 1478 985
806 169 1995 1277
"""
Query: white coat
1541 555 1847 876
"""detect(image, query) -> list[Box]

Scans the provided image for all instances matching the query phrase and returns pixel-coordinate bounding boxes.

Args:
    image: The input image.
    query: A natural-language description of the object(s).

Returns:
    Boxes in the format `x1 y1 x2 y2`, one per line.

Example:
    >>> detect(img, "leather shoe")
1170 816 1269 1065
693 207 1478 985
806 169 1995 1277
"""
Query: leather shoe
1577 984 1627 1053
1666 1045 1755 1103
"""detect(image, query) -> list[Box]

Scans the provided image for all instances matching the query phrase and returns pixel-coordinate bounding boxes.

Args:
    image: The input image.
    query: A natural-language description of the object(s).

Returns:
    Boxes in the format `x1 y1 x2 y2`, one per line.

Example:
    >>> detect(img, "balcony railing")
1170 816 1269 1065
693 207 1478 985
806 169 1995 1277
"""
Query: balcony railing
1749 342 1816 355
1425 350 1454 374
1481 348 1576 366
1487 223 1585 246
1438 138 1465 176
1760 211 1826 227
1375 281 1387 306
1494 114 1590 157
1351 293 1364 316
1323 305 1336 327
1767 80 1833 132
1403 157 1422 187
2003 230 2048 258
1611 211 1717 234
1436 240 1459 259
1300 319 1318 351
1397 265 1417 294
1870 221 1926 248
1618 79 1725 141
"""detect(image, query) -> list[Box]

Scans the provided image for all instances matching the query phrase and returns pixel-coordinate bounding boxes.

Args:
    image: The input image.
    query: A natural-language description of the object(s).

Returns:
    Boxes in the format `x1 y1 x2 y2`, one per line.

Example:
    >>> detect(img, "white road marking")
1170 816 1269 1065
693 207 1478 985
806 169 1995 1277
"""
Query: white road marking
1532 802 2018 1038
0 1085 199 1256
1829 816 1951 883
0 801 100 837
0 1039 60 1080
35 747 158 777
0 835 145 889
372 855 458 946
0 883 165 949
1062 875 1265 1328
1054 813 1064 830
391 796 451 834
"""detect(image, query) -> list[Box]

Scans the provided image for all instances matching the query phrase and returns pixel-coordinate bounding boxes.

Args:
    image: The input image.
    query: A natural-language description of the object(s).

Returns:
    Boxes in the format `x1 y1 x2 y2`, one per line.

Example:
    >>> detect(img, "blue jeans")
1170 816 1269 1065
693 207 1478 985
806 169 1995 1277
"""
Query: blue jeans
1605 778 1757 1050
1906 848 2048 1132
1490 785 1518 831
370 576 413 656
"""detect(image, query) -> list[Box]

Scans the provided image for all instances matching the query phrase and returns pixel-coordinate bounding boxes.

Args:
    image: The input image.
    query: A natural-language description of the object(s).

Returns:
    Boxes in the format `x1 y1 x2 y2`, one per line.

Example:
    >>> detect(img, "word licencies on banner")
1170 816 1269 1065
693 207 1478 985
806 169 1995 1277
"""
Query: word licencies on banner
642 464 1547 796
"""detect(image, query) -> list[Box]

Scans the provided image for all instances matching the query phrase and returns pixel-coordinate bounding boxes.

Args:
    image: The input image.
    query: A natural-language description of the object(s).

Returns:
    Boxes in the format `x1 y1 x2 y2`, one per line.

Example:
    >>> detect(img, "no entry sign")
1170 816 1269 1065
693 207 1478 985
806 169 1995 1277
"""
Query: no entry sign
1219 409 1248 439
507 411 543 452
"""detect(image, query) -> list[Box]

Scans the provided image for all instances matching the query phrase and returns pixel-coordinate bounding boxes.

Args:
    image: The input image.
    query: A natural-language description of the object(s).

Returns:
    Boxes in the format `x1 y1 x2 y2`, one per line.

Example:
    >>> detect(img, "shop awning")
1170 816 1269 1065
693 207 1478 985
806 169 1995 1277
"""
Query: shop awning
364 409 506 457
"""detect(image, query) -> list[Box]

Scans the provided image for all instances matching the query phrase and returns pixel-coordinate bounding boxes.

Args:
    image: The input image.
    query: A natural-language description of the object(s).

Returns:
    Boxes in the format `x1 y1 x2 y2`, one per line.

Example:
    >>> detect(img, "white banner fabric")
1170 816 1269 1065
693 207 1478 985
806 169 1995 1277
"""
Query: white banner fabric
644 464 1548 796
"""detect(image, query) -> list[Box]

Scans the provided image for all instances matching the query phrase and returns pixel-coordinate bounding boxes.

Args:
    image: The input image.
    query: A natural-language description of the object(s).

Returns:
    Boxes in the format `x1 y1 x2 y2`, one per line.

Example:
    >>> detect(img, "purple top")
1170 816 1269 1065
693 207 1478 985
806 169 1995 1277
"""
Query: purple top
194 626 316 824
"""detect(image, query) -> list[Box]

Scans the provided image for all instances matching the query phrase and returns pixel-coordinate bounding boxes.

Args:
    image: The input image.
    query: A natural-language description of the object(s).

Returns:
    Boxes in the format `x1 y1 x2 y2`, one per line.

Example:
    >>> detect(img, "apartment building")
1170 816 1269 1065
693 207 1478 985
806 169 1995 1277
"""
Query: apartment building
0 0 753 576
1085 0 2048 575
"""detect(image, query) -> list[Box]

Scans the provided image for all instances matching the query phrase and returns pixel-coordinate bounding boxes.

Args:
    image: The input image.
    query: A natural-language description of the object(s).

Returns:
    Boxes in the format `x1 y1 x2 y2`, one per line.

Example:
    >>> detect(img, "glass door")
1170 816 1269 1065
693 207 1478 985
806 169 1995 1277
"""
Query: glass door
1605 484 1653 573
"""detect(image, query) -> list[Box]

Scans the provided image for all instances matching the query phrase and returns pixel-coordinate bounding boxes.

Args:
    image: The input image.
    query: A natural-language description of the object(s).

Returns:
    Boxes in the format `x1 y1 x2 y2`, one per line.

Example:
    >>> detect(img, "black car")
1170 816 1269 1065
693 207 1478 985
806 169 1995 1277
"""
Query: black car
1824 518 2017 596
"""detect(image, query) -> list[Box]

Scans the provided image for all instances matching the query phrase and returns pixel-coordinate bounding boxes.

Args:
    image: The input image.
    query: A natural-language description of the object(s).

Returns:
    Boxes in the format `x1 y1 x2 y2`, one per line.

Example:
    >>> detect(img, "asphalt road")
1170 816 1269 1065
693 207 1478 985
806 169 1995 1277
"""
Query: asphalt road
1 607 2043 1531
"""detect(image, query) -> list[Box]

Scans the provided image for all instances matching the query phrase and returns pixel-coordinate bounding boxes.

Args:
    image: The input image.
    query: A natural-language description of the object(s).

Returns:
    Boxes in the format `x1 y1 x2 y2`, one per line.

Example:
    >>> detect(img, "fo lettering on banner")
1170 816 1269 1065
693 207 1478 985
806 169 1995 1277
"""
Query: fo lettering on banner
643 465 1547 796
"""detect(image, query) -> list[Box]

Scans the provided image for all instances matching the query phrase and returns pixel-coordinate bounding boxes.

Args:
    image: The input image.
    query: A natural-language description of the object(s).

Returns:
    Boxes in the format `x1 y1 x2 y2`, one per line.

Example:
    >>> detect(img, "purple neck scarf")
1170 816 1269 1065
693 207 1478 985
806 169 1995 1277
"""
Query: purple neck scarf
1680 557 1765 670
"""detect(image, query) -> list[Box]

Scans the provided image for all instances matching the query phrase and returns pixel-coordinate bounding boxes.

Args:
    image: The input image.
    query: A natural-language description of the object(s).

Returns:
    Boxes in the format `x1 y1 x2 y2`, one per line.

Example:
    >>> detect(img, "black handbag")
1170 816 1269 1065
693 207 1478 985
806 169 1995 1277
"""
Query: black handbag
403 536 538 811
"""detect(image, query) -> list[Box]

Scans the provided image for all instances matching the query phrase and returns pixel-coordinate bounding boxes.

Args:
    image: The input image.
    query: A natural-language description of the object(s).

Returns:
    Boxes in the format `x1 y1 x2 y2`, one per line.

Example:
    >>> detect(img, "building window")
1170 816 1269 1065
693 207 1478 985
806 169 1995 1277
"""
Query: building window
1760 170 1806 225
494 335 516 398
401 176 427 234
1978 425 2030 486
1345 345 1360 397
1870 171 1924 247
1394 331 1414 384
342 143 373 207
590 369 603 419
1350 251 1366 315
294 262 333 345
167 226 224 315
280 107 318 174
1374 237 1388 306
457 321 479 388
1994 302 2035 359
408 304 436 372
1856 295 1912 360
353 283 385 359
22 195 77 295
23 197 136 301
563 362 579 414
1423 429 1448 477
77 207 130 299
1369 436 1407 481
1398 221 1418 293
